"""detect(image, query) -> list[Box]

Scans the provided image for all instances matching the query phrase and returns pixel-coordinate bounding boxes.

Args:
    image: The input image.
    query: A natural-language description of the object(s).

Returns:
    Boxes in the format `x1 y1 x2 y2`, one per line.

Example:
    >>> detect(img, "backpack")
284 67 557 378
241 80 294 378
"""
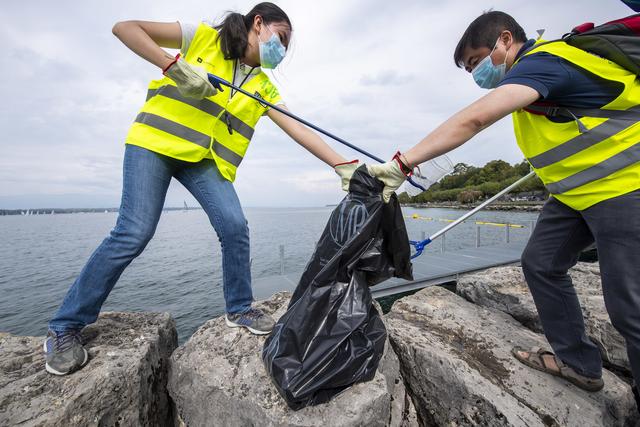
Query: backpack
523 14 640 121
562 13 640 75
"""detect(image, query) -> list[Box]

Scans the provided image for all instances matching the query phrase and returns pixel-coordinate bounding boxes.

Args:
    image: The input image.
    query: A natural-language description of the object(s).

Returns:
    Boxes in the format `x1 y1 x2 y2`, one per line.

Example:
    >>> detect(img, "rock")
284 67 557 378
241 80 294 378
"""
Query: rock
168 292 417 427
456 263 630 375
386 286 639 427
0 312 178 426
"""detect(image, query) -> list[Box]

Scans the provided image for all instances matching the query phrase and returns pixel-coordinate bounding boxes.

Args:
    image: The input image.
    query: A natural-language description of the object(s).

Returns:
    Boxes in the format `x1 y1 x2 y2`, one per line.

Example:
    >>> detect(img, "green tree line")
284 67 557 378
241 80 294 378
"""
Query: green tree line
398 160 546 204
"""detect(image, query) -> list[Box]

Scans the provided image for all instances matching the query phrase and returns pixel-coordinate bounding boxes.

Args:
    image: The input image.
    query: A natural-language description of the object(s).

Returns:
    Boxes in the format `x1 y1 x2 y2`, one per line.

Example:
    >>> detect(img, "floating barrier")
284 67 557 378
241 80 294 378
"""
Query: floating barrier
407 214 525 228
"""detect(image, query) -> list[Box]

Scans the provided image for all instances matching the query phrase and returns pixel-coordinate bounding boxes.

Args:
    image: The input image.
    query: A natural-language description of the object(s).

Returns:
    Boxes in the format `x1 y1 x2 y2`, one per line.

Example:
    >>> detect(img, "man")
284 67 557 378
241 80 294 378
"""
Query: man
368 10 640 407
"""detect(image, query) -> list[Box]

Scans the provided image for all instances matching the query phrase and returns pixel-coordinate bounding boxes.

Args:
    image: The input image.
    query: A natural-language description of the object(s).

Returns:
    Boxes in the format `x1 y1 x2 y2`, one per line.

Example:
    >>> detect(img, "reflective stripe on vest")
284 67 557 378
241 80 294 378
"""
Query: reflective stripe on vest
146 85 255 141
512 40 640 210
135 112 210 148
212 140 243 167
134 112 246 167
528 107 640 169
545 141 640 193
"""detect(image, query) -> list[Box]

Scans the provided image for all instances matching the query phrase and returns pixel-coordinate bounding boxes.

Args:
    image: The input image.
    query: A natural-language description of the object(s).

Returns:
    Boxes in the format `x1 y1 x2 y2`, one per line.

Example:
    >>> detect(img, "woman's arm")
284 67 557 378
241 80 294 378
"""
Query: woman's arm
267 106 348 166
112 21 182 70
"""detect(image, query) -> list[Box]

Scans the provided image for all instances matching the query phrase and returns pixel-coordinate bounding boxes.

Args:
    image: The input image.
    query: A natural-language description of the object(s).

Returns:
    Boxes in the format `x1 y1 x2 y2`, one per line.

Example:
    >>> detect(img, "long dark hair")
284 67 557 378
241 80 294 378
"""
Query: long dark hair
216 2 292 60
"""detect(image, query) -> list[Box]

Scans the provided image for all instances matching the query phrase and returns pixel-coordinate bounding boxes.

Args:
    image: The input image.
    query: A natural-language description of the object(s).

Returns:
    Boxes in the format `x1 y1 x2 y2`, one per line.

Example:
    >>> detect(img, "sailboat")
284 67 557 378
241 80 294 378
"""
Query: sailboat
183 201 189 212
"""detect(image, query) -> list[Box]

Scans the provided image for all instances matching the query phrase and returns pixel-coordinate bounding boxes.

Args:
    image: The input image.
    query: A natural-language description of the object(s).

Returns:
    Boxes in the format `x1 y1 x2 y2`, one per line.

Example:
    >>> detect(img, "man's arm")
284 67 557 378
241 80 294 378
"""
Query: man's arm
403 83 540 167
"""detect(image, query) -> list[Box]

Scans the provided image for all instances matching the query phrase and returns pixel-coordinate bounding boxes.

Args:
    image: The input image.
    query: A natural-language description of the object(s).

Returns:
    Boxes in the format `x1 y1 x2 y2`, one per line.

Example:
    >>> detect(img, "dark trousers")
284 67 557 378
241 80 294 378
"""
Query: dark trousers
521 190 640 385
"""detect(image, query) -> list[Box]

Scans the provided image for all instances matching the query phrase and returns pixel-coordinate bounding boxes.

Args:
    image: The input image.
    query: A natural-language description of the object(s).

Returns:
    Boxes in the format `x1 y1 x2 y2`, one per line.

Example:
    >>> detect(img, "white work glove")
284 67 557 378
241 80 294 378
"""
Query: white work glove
163 54 218 99
367 152 411 203
334 160 360 191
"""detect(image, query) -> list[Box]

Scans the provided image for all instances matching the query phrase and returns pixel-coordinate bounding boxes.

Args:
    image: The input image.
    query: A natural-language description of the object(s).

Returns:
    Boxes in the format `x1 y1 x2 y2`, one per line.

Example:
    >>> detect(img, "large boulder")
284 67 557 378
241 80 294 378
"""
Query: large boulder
456 263 630 375
168 292 417 427
0 312 178 426
386 286 638 427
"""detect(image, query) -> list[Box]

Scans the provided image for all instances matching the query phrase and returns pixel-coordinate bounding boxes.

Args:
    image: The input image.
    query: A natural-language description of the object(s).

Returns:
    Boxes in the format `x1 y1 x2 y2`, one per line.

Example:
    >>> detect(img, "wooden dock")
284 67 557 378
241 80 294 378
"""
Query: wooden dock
252 241 528 300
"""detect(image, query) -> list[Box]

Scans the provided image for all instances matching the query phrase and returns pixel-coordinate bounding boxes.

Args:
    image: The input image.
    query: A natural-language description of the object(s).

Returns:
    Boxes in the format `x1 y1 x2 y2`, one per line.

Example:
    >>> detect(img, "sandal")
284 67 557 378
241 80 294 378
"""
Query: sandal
512 346 604 392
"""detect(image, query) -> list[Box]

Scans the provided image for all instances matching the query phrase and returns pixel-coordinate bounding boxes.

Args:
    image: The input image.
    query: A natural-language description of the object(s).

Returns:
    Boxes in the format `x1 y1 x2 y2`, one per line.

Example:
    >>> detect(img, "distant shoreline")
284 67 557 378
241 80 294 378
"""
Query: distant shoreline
0 207 203 216
401 200 544 212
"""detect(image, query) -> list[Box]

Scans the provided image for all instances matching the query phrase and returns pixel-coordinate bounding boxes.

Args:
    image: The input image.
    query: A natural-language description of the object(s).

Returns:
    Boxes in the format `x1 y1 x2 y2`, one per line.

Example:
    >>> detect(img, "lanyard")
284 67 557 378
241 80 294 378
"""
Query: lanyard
225 60 256 135
230 60 256 100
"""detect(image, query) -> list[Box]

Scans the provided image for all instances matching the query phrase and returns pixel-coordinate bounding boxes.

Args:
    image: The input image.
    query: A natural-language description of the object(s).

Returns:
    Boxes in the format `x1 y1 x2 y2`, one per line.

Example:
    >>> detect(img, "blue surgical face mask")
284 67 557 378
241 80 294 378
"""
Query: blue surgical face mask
471 38 508 89
259 26 286 69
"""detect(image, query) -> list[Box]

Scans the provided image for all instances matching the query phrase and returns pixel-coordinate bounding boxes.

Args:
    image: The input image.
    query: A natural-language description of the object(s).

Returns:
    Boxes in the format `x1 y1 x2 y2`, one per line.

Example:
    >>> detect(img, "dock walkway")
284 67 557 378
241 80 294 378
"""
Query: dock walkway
252 241 527 300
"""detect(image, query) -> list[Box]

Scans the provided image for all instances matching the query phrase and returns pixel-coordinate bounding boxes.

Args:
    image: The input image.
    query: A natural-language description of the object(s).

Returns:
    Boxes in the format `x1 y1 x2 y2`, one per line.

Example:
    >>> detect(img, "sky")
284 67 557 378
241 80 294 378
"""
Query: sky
0 0 634 209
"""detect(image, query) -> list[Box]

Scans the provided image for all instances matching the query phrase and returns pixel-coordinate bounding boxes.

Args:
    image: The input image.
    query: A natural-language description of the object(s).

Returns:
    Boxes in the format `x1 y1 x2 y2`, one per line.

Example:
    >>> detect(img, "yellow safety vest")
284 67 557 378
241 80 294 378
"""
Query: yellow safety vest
125 23 282 182
512 40 640 210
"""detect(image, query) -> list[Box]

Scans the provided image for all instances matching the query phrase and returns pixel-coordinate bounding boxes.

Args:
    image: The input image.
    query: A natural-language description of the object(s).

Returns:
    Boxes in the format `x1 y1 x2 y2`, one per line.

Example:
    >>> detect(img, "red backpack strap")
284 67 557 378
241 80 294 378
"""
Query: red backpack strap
572 22 595 33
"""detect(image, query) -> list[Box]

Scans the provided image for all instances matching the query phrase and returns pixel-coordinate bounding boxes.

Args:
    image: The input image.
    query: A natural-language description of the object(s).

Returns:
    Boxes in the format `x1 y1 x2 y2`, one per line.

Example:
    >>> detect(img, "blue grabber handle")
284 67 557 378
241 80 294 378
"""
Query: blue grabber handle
207 73 426 192
408 238 431 259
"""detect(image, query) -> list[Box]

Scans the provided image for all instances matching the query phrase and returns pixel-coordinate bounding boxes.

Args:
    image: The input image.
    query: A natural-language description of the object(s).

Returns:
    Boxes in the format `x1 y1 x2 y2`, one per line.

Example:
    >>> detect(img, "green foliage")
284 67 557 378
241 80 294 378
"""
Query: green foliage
403 159 546 203
457 189 483 204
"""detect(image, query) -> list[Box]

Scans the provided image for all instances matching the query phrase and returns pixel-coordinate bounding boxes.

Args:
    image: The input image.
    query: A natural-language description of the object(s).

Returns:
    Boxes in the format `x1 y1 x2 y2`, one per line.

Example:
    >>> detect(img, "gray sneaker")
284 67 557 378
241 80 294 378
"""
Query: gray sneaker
225 308 275 335
43 329 88 375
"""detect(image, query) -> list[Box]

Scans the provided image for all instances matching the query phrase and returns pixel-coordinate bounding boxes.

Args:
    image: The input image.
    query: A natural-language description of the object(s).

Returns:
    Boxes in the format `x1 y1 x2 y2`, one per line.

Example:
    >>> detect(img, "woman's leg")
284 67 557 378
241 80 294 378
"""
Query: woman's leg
174 159 253 315
48 145 174 332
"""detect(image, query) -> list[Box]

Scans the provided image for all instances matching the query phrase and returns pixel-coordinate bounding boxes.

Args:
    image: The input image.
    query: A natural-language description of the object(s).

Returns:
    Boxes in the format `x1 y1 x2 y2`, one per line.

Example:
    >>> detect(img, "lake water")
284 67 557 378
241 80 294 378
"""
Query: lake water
0 206 538 342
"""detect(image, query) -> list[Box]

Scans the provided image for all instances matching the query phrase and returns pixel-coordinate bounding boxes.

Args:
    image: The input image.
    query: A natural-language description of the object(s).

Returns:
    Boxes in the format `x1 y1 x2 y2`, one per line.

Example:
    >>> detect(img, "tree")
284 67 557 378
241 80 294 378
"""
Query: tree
457 190 483 204
401 159 547 204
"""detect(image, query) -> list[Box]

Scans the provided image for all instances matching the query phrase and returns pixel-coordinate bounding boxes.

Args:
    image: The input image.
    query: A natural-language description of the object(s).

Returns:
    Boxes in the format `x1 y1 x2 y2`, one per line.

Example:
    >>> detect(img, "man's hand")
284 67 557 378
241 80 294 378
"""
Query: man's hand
334 160 359 191
164 55 217 99
367 152 411 202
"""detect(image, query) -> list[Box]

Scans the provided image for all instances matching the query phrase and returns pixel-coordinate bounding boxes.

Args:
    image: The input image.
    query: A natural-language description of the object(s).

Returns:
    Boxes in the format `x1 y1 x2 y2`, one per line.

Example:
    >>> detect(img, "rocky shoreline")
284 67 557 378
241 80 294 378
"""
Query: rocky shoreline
1 263 637 426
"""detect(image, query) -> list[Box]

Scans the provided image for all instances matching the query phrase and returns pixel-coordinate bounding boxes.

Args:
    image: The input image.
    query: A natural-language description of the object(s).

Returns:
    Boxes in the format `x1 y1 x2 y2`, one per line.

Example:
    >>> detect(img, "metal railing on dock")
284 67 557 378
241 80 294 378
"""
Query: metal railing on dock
259 220 535 301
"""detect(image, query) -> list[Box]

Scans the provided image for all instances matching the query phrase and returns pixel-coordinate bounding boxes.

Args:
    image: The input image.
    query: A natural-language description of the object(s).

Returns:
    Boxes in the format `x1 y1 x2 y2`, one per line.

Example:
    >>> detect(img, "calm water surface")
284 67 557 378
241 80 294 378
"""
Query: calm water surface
0 206 538 342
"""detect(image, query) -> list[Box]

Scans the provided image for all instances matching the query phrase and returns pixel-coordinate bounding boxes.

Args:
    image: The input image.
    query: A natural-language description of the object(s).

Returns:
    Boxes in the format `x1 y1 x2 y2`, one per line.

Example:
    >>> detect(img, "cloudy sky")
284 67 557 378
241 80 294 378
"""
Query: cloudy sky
0 0 634 208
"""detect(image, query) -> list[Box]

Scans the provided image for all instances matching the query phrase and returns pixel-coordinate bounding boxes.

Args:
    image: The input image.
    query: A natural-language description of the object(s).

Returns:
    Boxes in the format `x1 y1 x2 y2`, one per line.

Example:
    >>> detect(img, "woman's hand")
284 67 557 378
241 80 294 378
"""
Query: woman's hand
163 56 217 99
334 160 360 191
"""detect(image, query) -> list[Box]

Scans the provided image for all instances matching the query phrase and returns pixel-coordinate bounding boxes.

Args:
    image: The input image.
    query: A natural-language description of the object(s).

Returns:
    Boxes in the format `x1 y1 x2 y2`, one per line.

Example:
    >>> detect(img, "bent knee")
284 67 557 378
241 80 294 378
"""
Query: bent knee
218 216 249 243
109 222 156 254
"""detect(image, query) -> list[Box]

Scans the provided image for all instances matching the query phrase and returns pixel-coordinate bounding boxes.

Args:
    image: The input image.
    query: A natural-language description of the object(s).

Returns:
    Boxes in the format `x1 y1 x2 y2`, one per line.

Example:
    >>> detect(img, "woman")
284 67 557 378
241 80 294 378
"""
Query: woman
44 2 360 376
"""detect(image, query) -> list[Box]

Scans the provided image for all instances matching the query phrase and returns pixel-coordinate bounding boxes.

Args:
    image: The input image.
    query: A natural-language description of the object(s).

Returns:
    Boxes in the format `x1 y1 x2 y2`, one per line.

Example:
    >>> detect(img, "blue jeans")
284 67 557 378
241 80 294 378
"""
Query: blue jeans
49 144 253 332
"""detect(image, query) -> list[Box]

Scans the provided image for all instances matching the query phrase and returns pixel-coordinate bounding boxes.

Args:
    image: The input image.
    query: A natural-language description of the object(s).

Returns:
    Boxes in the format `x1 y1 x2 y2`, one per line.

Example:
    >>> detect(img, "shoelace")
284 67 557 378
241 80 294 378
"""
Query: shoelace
241 308 264 321
54 330 82 352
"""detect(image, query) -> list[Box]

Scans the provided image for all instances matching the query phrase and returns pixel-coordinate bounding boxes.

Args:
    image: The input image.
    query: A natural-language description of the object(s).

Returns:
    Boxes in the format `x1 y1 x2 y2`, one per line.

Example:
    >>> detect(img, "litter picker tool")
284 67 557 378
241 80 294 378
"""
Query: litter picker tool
207 73 451 193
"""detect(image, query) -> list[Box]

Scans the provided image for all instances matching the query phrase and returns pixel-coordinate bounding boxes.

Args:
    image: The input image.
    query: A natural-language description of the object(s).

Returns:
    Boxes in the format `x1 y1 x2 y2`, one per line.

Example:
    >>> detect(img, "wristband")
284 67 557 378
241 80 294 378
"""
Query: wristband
392 151 413 176
333 159 359 168
162 53 181 74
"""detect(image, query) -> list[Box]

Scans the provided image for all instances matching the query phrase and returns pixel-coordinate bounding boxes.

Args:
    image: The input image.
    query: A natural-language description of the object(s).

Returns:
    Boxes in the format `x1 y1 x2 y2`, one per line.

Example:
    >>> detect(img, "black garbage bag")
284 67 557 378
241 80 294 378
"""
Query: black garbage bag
262 165 413 410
